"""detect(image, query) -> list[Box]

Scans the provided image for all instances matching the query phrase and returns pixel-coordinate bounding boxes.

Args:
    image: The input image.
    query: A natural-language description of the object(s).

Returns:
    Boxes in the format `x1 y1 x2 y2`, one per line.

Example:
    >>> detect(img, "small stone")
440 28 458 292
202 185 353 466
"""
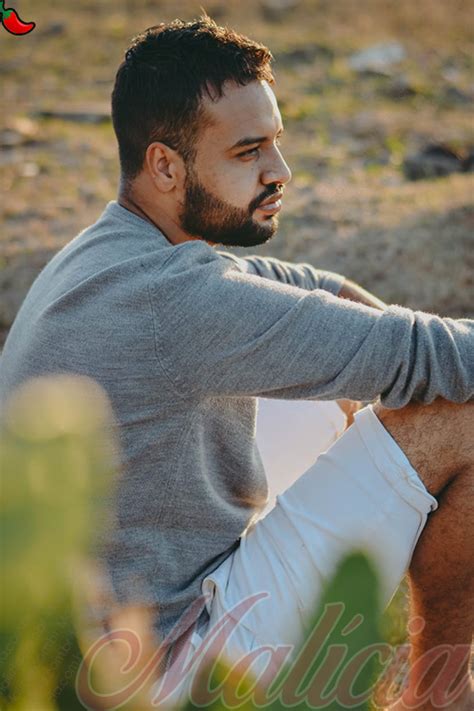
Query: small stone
383 76 418 100
441 86 472 106
0 118 40 149
0 130 23 148
20 162 40 178
278 43 334 65
0 149 23 167
348 42 406 74
402 144 463 181
13 117 39 138
441 65 463 84
33 107 110 125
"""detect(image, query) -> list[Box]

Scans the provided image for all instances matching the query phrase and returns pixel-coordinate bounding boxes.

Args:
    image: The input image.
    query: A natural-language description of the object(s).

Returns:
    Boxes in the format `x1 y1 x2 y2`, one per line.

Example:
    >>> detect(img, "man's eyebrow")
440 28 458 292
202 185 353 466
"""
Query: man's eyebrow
229 127 284 151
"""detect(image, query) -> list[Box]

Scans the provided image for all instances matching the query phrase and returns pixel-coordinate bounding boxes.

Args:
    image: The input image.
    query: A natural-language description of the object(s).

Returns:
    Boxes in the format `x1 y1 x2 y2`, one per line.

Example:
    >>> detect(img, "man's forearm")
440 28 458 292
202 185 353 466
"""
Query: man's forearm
338 278 387 311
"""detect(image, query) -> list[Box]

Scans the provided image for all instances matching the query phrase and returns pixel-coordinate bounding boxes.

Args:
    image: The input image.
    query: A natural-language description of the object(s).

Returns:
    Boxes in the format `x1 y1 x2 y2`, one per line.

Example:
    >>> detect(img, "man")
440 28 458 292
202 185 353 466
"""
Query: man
0 17 472 710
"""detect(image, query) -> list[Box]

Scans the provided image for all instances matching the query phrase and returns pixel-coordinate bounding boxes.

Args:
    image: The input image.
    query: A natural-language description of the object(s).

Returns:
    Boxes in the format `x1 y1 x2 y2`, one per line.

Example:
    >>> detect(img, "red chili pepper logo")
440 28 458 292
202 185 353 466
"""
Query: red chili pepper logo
0 1 36 35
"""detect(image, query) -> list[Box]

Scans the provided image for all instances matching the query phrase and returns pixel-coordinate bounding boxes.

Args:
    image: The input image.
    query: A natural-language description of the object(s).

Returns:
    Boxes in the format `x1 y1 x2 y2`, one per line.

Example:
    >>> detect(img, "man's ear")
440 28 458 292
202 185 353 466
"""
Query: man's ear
144 142 184 192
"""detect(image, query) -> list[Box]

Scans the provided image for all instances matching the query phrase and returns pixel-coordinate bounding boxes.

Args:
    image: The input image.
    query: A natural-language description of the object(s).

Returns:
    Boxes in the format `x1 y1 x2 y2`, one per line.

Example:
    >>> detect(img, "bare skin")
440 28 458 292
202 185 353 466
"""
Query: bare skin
373 399 474 711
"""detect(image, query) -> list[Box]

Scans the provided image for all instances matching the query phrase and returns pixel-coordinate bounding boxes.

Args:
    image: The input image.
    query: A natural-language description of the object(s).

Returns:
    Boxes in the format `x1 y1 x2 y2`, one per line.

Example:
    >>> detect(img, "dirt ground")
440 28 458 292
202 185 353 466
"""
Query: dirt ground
1 0 473 349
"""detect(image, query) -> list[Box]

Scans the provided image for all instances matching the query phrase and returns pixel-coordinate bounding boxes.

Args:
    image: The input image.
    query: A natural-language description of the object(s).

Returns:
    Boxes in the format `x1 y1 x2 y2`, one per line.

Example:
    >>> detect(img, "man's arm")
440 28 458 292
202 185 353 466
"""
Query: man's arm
217 251 345 296
150 243 473 406
218 251 387 310
218 253 386 422
338 278 387 311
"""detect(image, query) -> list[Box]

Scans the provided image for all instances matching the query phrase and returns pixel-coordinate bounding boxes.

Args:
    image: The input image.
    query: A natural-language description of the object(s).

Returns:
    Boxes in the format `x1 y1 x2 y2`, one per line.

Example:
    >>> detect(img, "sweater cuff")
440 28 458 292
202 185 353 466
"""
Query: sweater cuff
318 271 345 296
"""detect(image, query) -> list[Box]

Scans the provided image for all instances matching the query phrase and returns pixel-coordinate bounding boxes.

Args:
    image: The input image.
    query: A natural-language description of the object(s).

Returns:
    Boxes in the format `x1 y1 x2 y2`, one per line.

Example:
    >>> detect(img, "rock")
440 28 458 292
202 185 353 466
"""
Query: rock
348 42 406 74
260 0 300 22
0 118 40 148
461 149 474 172
19 162 40 178
402 144 464 181
278 43 334 65
383 76 418 99
0 129 23 148
441 85 472 105
32 107 110 125
14 117 39 136
0 149 23 167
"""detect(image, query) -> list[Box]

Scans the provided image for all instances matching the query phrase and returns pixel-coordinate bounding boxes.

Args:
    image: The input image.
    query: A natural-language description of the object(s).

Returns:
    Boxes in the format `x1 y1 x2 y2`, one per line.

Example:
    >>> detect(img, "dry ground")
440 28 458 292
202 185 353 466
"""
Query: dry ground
1 0 473 347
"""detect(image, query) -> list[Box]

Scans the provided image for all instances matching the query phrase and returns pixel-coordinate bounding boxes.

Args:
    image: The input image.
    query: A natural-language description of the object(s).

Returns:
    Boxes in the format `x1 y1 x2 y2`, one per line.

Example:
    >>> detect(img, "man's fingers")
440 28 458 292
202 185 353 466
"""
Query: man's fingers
337 399 363 427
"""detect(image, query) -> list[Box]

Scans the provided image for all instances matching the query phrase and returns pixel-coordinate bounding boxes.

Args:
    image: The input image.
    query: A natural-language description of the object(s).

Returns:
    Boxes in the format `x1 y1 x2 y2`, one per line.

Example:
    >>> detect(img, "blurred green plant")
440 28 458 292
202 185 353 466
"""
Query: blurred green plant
1 375 117 711
181 553 385 711
1 376 395 710
385 134 407 167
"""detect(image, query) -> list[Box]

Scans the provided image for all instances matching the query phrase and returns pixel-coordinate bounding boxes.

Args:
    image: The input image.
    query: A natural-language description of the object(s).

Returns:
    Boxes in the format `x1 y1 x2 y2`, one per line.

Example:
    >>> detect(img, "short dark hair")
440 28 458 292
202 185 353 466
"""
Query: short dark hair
111 16 274 183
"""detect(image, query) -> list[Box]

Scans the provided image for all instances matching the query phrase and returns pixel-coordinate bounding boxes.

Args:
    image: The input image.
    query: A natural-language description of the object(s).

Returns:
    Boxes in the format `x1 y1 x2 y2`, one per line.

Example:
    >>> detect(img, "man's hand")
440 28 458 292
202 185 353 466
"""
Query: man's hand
338 278 387 311
337 398 363 427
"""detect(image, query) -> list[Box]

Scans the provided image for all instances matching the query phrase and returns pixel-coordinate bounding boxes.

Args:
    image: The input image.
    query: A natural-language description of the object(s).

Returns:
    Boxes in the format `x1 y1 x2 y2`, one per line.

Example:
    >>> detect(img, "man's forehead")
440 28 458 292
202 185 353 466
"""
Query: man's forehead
201 80 283 144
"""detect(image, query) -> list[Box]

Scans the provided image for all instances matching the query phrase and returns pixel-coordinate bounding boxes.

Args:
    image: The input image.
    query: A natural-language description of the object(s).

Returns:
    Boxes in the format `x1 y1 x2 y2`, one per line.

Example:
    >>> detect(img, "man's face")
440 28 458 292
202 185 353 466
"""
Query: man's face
178 80 292 247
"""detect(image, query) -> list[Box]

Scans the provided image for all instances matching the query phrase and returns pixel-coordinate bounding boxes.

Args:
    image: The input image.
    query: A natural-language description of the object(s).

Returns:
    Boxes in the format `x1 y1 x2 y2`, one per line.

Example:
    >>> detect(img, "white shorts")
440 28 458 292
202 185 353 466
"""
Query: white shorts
151 400 438 708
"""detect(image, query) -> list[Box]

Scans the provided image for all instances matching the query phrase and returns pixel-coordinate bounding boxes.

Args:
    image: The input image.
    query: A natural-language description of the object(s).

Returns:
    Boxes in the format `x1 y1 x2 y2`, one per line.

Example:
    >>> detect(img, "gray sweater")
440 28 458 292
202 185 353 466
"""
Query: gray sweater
1 201 472 640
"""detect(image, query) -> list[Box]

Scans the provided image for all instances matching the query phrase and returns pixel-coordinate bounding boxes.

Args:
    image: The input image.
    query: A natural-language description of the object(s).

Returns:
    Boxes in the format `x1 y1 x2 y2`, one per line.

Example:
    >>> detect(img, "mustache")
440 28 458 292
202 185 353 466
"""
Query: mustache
248 185 283 214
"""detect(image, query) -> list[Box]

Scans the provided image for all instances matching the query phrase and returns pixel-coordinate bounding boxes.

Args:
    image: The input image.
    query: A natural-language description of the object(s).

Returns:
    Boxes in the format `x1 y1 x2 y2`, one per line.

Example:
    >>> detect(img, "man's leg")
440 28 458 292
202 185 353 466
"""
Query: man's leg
374 400 473 711
163 399 471 709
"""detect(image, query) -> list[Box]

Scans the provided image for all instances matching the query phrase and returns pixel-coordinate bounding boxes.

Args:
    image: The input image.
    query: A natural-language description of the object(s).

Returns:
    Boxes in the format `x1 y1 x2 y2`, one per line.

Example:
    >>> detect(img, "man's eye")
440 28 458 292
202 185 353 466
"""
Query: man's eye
239 147 260 158
239 138 281 158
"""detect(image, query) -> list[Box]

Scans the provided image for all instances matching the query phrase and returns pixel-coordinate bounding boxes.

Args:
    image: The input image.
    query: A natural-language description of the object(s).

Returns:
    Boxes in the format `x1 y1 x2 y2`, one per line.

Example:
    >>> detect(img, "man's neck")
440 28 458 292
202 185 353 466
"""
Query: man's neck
117 192 158 229
117 191 202 246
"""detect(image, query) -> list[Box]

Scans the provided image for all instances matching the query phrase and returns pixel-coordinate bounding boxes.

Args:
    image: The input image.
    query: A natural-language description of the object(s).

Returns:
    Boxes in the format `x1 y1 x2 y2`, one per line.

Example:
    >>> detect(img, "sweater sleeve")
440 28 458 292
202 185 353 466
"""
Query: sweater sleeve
216 250 345 295
149 243 473 406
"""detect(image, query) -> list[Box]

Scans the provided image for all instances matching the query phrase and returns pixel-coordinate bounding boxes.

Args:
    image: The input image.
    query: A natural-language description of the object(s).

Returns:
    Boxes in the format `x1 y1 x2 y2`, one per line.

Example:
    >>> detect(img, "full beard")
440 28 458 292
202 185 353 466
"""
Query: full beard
180 167 280 248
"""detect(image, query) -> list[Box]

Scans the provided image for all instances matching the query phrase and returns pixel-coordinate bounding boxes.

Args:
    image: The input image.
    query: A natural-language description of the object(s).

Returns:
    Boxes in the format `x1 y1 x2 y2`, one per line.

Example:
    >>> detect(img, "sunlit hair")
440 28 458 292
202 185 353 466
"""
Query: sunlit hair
111 16 274 184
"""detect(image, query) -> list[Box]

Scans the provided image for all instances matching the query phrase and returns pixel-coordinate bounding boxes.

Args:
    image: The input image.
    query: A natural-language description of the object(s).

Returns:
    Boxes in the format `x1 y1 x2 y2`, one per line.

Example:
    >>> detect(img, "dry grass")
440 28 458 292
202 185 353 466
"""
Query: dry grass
1 0 473 342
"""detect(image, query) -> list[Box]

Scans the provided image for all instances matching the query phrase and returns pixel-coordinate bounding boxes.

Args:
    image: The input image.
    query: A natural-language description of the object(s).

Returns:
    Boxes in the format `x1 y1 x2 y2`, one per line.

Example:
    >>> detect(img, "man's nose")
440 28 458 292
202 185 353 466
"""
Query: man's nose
261 148 292 187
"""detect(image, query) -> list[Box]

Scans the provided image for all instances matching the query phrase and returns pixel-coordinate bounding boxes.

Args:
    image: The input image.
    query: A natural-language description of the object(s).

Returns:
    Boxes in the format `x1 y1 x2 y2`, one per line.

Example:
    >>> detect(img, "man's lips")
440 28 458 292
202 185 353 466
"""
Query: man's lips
256 192 283 214
259 192 283 207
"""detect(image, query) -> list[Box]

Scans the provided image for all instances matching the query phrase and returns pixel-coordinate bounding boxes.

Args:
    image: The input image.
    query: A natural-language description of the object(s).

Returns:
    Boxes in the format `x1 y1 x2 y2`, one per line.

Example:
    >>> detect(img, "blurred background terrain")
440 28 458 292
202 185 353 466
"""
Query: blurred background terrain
2 3 472 705
1 0 473 348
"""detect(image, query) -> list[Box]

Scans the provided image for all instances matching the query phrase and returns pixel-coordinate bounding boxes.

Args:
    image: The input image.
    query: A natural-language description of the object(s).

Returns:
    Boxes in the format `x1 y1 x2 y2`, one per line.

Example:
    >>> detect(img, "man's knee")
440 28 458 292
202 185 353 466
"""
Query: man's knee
372 399 473 496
